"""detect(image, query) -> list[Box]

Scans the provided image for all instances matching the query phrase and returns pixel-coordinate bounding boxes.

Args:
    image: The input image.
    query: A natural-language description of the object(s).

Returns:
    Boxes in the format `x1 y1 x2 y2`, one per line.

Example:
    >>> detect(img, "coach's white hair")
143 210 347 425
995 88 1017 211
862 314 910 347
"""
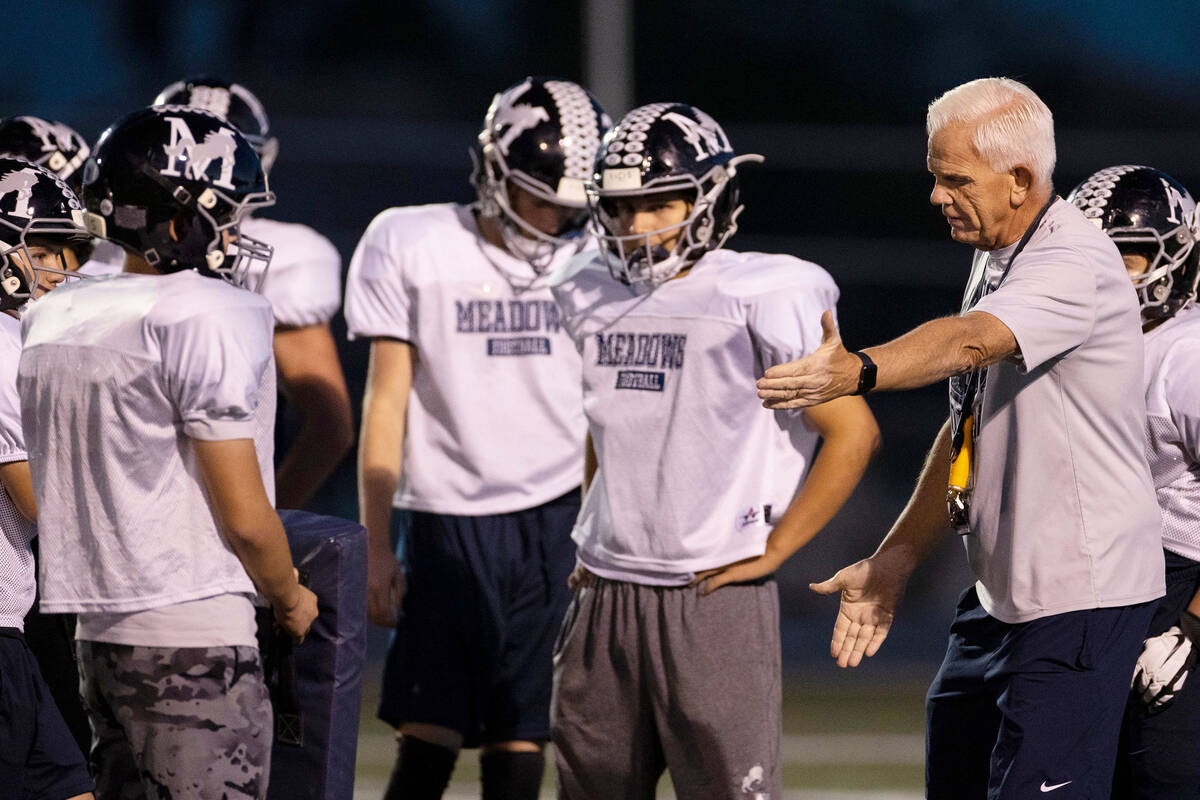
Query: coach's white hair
927 77 1055 187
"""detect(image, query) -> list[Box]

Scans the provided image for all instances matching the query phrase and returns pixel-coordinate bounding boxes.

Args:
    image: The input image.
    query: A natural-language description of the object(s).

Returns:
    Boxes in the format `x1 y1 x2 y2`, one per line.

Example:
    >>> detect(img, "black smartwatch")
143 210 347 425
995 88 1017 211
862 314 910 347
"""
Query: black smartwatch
850 351 877 395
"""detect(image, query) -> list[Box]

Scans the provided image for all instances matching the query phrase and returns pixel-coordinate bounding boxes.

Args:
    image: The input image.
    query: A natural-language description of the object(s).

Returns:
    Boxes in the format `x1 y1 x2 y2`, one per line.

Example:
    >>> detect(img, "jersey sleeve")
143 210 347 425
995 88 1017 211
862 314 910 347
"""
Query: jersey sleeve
0 341 25 464
160 303 275 441
972 243 1097 373
344 211 415 342
1163 337 1200 463
743 267 840 372
261 231 342 328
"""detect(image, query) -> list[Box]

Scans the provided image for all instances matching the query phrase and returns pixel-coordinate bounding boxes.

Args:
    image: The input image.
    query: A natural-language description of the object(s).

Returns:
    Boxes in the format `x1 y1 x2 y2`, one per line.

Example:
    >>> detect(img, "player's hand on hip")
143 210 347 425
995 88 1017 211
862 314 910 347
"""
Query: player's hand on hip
275 582 319 644
757 310 859 409
810 551 910 668
367 550 405 628
1132 625 1198 713
690 553 781 595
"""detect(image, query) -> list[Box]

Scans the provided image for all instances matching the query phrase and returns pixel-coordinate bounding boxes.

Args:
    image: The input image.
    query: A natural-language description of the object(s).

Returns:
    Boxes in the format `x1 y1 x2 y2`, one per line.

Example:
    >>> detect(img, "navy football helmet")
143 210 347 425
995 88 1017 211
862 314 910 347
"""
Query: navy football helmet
80 105 274 287
0 157 90 310
587 103 762 287
154 77 279 173
0 116 90 193
470 77 610 272
1069 165 1199 321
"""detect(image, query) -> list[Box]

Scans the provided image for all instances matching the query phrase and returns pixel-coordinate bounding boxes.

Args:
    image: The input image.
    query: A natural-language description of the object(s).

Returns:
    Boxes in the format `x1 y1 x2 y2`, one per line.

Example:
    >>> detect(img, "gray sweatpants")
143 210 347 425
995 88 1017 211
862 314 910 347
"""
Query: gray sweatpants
551 573 781 799
77 641 272 800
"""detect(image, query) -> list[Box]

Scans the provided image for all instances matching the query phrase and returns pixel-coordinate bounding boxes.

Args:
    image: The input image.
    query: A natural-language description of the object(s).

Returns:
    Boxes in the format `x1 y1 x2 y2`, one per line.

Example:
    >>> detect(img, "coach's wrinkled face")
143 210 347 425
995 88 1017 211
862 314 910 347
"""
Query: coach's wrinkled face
927 123 1029 251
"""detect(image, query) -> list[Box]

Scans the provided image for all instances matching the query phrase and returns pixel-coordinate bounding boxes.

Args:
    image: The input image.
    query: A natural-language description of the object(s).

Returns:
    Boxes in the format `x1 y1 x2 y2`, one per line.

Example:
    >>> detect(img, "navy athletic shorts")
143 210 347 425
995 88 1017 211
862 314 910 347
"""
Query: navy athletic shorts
378 488 580 748
1113 549 1200 798
926 585 1155 799
0 629 94 800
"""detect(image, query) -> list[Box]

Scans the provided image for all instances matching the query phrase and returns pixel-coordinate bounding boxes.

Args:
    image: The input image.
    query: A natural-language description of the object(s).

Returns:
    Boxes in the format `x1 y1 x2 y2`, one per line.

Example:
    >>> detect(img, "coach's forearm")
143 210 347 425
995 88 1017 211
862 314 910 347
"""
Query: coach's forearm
873 419 955 569
863 312 1017 393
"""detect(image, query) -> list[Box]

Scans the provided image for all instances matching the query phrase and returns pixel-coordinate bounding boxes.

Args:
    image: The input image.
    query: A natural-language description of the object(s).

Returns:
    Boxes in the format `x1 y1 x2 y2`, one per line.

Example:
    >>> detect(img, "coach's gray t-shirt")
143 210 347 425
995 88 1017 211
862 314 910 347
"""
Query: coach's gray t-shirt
965 198 1164 623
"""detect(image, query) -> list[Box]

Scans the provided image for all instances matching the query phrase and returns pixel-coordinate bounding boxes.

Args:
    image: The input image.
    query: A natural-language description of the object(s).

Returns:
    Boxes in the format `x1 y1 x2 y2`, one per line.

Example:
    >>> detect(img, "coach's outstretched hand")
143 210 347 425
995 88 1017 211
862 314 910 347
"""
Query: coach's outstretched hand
810 550 911 668
757 311 860 409
367 552 405 628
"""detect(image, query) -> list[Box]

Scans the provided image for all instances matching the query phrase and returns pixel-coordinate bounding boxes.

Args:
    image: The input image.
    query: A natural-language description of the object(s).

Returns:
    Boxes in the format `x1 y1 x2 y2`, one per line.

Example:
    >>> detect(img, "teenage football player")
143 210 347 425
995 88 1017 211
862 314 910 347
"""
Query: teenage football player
548 103 880 799
18 105 318 799
1069 165 1200 799
343 77 608 800
153 77 354 510
0 157 94 800
0 116 127 276
0 115 98 757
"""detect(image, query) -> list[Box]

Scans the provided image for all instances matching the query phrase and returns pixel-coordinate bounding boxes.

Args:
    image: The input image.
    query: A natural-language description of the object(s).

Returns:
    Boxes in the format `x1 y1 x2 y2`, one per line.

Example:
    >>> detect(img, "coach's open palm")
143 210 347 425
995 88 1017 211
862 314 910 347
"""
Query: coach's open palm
810 552 909 668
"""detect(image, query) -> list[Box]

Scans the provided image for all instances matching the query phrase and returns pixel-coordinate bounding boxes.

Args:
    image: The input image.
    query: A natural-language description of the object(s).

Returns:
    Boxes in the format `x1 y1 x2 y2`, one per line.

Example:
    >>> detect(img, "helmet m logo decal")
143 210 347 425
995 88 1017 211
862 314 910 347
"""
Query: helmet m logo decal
494 103 550 155
160 116 237 190
0 167 39 218
1161 177 1188 225
661 110 731 162
17 116 78 154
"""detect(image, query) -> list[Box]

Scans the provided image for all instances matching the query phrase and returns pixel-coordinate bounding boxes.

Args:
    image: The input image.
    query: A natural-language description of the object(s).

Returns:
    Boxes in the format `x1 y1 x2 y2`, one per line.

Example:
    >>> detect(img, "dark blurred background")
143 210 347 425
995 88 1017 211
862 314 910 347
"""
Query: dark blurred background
7 0 1200 674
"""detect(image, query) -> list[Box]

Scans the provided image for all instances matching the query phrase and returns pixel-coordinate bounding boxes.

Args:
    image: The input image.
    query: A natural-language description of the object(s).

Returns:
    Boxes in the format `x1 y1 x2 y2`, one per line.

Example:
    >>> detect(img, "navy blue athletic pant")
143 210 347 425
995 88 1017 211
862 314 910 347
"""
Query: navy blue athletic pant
926 586 1155 799
378 489 580 748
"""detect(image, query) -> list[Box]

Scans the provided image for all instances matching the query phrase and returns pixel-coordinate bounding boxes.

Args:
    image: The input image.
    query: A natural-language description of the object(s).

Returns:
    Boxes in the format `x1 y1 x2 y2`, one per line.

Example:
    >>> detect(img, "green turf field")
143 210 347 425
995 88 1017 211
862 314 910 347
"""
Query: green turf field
353 666 931 798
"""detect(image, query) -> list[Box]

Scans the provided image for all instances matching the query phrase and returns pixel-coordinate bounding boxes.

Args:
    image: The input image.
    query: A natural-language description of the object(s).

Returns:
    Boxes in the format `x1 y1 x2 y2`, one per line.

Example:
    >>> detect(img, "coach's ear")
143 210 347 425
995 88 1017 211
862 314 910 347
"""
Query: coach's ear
1010 165 1033 208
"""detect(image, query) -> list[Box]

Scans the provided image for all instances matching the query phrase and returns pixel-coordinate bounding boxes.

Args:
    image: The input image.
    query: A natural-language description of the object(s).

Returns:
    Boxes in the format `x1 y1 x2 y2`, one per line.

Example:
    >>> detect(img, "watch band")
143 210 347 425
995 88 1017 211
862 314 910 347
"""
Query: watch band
851 350 877 395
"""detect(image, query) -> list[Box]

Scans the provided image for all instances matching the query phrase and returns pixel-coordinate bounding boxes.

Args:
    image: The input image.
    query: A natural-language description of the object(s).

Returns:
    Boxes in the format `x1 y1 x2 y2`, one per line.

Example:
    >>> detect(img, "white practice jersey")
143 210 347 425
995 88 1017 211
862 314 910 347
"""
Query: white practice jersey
344 203 586 515
1143 303 1200 562
0 314 35 629
78 238 126 277
551 249 838 585
242 216 342 327
18 271 277 615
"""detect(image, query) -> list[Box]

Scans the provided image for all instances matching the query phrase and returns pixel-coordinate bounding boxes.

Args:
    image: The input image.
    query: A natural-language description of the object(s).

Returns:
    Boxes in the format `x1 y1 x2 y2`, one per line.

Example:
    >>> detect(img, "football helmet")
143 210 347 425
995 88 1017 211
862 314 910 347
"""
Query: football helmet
0 116 90 193
587 103 763 287
1069 165 1199 321
154 77 279 173
80 105 275 288
0 157 90 310
470 77 610 272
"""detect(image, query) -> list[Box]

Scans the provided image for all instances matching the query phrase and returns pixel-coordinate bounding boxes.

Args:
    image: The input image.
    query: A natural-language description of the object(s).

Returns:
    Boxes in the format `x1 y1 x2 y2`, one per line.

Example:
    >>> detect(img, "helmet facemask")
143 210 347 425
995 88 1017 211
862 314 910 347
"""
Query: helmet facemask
471 140 588 274
588 156 756 288
0 211 90 310
1110 221 1198 321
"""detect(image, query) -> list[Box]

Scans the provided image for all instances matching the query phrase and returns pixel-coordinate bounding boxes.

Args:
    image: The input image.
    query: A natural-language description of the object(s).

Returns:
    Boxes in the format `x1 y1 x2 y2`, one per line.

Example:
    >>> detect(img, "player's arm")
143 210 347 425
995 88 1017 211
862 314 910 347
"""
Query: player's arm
810 418 955 667
695 395 880 594
583 432 596 494
272 322 355 509
359 337 413 627
757 310 1017 409
193 437 318 641
0 459 36 522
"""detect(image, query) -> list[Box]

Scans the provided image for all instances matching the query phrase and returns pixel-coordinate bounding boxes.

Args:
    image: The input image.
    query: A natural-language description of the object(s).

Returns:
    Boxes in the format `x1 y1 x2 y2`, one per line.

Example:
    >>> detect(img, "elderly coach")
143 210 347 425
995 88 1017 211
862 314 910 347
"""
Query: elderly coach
759 78 1165 798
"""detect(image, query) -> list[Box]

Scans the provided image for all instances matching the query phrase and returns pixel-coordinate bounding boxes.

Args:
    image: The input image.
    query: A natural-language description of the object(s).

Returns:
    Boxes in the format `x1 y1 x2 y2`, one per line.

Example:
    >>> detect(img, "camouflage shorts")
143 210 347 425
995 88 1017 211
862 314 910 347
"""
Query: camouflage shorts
77 641 272 800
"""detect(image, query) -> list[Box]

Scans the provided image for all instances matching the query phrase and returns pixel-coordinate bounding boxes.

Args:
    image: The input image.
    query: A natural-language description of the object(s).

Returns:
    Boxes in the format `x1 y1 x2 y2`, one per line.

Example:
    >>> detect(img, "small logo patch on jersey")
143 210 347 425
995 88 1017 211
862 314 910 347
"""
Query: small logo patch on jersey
615 370 664 391
737 505 773 531
487 337 551 356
